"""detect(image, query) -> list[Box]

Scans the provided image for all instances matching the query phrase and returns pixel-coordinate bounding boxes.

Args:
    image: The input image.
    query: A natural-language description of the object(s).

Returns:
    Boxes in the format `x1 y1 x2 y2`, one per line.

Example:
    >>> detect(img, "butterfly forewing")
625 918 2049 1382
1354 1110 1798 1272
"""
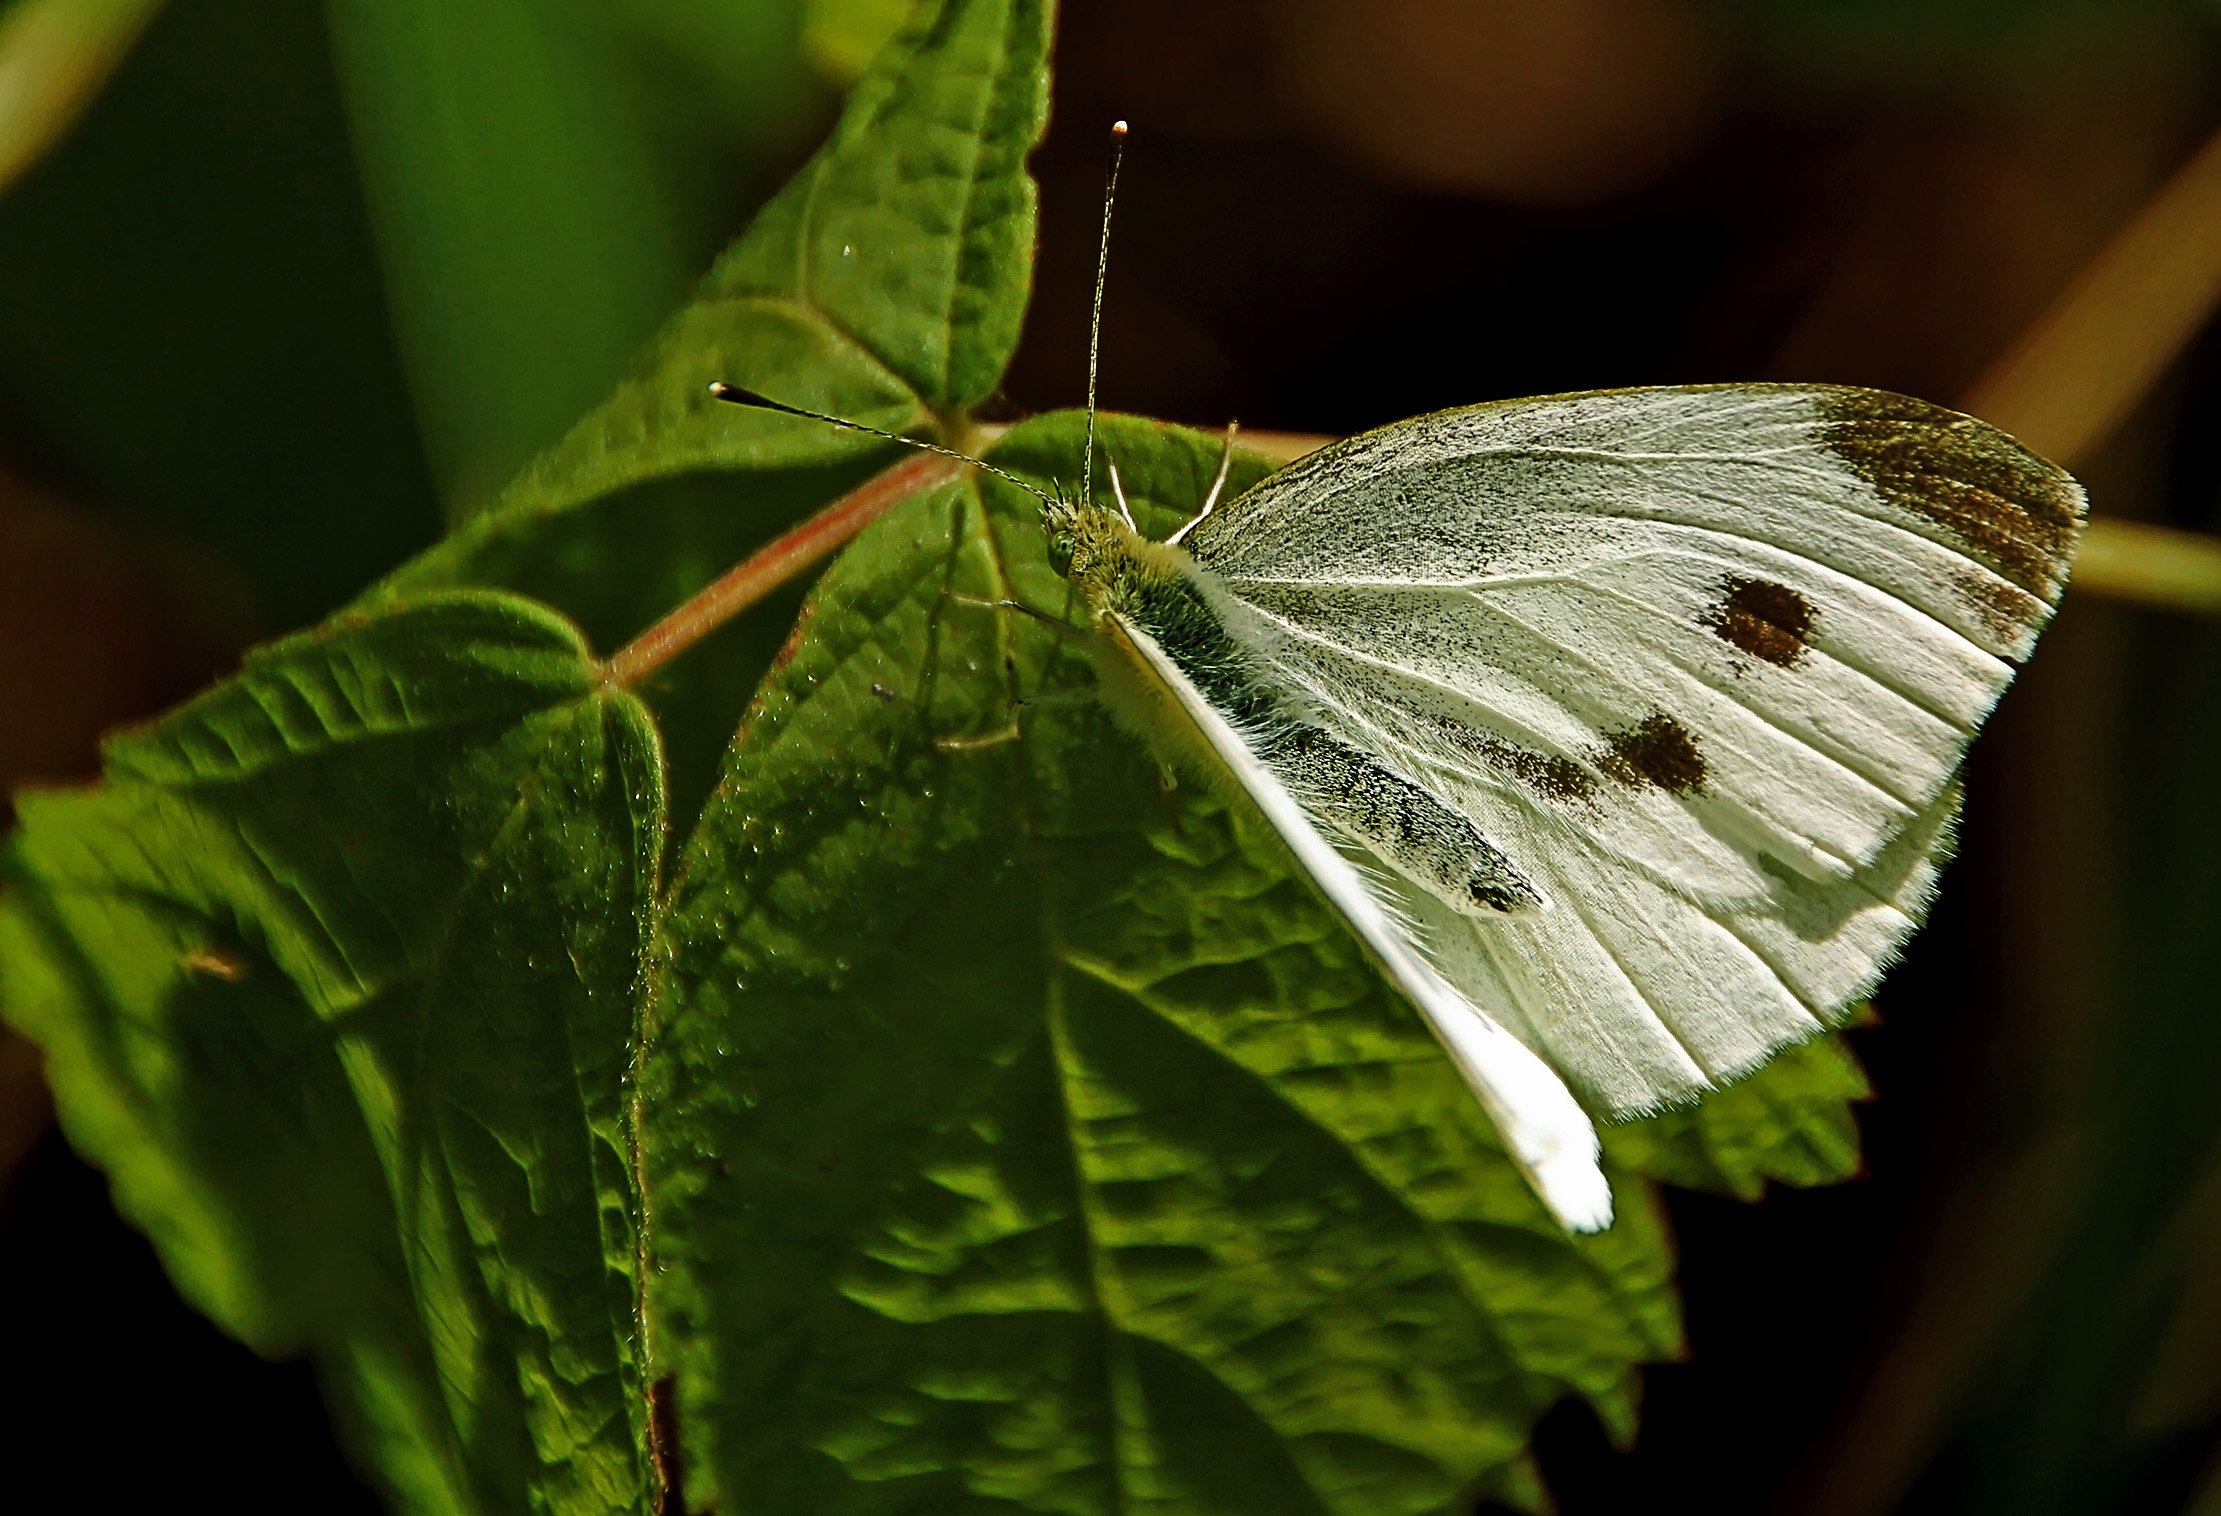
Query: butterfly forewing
1173 384 2082 1118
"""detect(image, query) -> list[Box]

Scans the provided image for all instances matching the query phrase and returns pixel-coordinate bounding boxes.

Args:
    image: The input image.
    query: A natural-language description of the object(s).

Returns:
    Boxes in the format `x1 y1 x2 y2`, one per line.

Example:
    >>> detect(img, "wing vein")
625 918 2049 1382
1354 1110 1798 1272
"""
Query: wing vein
1531 879 1713 1093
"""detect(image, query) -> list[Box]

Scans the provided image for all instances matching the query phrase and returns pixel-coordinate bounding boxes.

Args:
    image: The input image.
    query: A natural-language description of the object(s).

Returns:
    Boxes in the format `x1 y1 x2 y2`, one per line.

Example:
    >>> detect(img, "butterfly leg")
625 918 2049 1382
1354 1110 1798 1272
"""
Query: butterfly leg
1105 459 1139 532
933 677 1099 750
935 678 1101 750
1015 684 1097 710
941 590 1086 639
1167 420 1240 546
1150 764 1187 835
934 722 1022 752
932 598 1100 752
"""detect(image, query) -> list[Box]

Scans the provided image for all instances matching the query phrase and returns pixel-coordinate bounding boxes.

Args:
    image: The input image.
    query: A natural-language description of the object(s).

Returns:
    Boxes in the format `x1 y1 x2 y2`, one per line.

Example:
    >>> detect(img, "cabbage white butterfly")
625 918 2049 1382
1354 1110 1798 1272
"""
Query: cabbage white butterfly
1043 384 2081 1233
714 127 2085 1233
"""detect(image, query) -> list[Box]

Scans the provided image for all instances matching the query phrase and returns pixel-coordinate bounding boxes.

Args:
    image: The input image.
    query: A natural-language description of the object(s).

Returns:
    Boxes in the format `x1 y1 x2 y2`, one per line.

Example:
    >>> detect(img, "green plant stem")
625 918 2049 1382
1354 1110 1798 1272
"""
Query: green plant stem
600 451 964 689
2070 518 2221 614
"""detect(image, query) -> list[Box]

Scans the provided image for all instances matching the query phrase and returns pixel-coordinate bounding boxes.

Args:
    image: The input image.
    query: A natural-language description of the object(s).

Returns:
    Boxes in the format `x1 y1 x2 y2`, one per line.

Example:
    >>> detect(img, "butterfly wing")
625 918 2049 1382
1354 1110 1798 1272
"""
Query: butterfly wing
1178 384 2082 1117
1100 613 1616 1232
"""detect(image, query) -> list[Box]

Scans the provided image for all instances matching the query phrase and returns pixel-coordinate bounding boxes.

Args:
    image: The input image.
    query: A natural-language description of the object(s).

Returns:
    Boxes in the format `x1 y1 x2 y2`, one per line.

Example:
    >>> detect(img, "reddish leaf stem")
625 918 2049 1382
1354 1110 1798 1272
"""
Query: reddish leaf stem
600 451 964 688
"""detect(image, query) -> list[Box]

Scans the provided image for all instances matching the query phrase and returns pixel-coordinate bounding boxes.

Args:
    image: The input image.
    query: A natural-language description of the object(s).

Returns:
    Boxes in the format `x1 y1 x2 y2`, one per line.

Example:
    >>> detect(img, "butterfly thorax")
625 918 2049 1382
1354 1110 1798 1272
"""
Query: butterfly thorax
1042 499 1185 619
1042 498 1548 918
1044 498 1271 757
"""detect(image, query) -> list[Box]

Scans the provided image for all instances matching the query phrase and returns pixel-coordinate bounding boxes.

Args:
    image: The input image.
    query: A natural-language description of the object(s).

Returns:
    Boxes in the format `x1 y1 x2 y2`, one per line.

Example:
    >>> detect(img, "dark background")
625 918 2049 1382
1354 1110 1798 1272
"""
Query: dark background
2 1 2217 1512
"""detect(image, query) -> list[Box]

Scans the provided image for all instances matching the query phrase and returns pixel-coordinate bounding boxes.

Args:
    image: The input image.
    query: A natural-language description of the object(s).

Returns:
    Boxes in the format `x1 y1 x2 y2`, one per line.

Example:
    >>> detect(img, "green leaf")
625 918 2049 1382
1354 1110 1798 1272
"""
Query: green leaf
1 594 664 1514
803 0 916 82
395 0 1051 585
373 0 1052 831
0 0 165 193
640 412 1864 1513
5 6 1062 1508
1607 1034 1869 1199
3 3 1882 1509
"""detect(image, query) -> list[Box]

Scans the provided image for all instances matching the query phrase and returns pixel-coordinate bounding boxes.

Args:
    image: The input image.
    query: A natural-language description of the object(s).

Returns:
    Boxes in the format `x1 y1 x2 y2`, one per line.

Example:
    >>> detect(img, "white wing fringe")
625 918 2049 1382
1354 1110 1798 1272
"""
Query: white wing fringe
1125 625 1614 1232
1425 1001 1612 1232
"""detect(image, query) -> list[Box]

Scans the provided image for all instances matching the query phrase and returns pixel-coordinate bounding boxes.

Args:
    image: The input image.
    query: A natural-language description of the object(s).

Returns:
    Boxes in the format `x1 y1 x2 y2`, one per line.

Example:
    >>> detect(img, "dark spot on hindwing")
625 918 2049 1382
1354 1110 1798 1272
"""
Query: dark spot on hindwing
1599 714 1707 796
1704 575 1814 668
1813 389 2084 600
1412 710 1597 806
1496 744 1597 807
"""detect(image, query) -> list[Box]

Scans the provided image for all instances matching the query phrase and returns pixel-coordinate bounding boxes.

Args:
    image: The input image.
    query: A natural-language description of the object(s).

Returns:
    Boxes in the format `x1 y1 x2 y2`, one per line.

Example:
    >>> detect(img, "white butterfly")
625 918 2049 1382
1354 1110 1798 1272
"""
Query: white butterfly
1045 383 2084 1231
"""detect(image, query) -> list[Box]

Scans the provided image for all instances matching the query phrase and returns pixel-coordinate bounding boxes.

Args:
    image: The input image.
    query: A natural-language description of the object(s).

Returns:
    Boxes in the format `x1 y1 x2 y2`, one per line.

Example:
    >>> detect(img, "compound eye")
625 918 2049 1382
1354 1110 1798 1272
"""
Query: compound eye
1046 531 1076 578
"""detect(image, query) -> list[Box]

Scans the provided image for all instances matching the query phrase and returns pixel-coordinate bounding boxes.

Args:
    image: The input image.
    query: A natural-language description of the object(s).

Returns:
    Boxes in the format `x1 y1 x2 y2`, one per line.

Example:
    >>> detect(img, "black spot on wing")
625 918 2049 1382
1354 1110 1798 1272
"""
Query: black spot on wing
1599 714 1707 797
1813 389 2084 600
1703 575 1814 668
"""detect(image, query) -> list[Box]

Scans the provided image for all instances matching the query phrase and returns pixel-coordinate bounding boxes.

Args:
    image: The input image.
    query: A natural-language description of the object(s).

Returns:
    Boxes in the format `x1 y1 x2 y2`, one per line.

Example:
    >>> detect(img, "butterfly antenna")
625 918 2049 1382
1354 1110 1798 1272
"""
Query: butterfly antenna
706 382 1057 507
1082 119 1128 514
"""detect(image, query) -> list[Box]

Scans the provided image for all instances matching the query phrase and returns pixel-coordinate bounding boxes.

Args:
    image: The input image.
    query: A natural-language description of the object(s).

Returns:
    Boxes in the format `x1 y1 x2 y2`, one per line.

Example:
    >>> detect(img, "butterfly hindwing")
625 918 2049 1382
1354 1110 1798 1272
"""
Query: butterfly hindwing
1102 615 1617 1231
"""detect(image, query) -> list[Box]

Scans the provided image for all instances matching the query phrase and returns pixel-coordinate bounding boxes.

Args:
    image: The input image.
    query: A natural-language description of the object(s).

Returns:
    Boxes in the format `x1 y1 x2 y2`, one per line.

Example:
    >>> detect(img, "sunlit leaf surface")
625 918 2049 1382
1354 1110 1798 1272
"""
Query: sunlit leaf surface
641 412 1864 1513
2 596 662 1513
1 2 1875 1511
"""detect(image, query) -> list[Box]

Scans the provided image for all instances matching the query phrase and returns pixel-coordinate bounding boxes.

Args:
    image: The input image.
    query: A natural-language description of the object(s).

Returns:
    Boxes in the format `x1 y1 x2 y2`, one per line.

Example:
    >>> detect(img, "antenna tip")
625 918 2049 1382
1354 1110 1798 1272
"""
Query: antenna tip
1110 119 1129 136
707 380 740 401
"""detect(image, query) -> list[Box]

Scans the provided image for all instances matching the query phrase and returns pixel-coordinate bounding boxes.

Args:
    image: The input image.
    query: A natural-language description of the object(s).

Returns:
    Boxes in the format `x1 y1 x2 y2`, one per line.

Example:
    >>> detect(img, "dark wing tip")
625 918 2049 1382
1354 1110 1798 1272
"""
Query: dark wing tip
1812 387 2086 604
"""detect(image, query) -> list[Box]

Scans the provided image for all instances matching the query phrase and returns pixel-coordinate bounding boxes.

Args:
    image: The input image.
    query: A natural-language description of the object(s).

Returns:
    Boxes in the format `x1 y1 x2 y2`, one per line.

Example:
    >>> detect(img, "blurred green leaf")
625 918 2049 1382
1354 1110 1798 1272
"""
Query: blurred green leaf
595 0 832 250
804 0 916 83
0 0 441 626
326 0 699 515
0 594 662 1514
0 0 163 191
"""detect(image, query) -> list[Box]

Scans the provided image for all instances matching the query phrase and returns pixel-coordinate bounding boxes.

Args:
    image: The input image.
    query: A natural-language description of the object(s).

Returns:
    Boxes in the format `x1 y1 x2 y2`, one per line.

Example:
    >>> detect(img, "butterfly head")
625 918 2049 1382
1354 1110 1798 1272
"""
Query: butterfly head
1042 491 1084 580
1041 494 1175 619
